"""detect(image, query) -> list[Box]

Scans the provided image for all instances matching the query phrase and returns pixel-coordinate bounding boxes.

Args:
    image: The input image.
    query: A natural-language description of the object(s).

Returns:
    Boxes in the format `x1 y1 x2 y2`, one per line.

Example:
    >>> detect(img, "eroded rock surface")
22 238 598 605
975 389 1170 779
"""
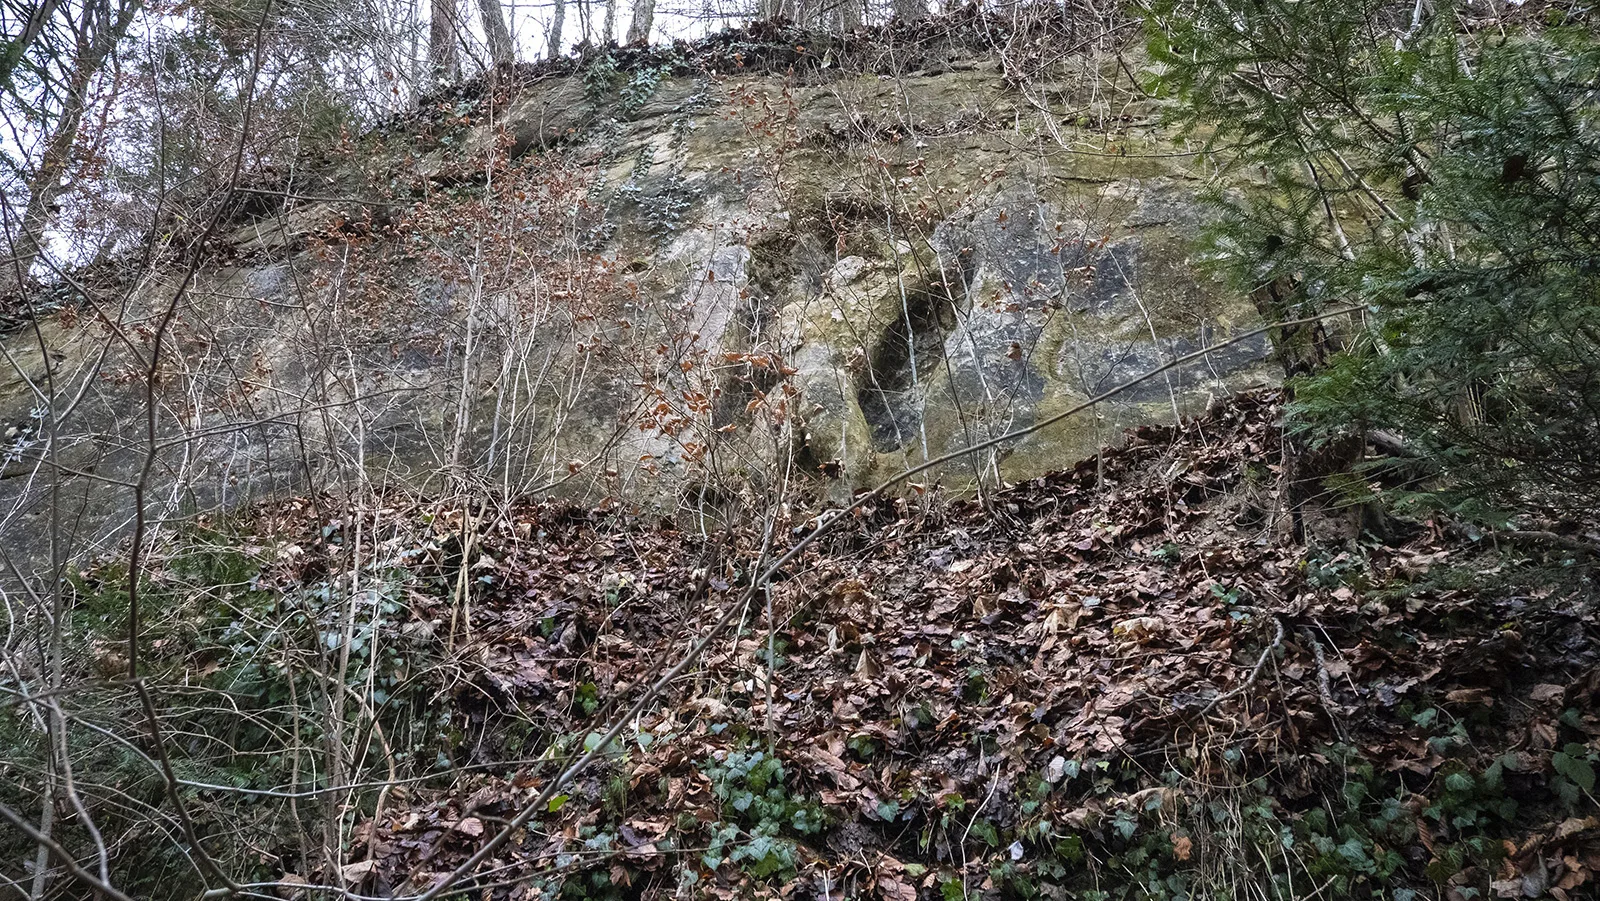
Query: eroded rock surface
0 48 1274 574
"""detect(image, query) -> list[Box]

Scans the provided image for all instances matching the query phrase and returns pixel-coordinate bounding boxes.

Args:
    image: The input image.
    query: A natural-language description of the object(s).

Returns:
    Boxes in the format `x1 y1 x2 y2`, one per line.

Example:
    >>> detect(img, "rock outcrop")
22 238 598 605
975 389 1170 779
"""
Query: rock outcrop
0 38 1274 574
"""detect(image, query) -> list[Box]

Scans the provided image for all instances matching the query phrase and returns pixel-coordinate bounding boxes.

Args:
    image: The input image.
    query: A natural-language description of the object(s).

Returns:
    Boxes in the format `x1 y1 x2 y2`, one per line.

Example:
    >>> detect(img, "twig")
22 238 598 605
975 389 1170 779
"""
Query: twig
0 800 135 901
1493 530 1600 558
117 3 278 896
133 679 242 896
447 504 475 652
1300 626 1349 742
1201 610 1285 715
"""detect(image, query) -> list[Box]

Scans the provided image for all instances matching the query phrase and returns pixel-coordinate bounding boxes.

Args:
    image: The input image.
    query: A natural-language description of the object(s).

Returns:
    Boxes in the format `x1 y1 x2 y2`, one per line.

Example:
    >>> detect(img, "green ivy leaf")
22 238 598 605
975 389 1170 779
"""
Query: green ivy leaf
971 819 1000 846
1113 816 1136 840
1553 747 1596 792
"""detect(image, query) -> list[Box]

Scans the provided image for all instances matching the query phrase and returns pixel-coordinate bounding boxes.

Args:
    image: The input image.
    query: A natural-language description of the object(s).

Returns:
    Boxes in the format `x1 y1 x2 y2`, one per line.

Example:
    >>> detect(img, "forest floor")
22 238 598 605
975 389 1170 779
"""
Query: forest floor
30 390 1600 900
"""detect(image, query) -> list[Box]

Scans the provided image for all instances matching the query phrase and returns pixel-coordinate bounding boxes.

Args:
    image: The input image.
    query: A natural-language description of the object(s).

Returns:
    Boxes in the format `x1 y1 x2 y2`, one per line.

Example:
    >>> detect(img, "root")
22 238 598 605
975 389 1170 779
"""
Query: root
1301 626 1350 742
1202 612 1285 715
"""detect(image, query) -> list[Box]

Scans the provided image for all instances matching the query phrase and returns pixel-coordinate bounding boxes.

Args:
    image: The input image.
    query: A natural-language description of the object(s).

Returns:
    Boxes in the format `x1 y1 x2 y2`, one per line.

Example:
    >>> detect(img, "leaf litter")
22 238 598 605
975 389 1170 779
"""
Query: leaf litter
147 389 1600 899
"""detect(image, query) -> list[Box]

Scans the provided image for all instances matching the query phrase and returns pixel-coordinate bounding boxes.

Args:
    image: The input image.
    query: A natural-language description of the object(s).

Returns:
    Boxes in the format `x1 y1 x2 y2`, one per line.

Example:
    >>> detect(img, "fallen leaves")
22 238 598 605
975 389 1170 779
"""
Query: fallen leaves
200 389 1599 899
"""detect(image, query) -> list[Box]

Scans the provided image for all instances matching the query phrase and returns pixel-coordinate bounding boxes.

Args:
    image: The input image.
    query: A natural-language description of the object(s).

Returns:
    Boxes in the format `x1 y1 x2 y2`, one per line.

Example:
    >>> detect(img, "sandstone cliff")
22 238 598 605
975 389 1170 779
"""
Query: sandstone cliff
0 31 1274 573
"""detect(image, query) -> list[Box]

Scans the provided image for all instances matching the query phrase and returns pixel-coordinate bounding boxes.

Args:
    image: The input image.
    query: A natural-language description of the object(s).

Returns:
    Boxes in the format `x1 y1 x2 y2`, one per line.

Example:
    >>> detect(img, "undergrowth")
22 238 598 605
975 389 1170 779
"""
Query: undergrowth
4 397 1596 899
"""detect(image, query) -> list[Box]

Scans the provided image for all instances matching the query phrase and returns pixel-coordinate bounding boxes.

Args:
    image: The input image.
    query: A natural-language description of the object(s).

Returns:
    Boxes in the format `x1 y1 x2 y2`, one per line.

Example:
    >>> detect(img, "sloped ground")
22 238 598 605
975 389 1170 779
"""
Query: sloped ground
15 390 1599 899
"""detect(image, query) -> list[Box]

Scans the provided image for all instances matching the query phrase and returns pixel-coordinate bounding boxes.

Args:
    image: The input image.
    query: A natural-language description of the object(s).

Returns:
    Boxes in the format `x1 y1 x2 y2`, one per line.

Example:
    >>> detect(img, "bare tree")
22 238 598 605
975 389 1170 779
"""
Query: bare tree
836 0 863 30
625 0 653 43
549 0 566 57
429 0 461 80
0 0 140 296
476 0 516 65
892 0 926 21
0 0 66 87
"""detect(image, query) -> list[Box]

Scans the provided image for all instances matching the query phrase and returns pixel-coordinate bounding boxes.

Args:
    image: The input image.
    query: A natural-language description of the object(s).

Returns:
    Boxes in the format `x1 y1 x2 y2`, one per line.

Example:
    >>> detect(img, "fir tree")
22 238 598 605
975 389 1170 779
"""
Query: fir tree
1144 0 1600 529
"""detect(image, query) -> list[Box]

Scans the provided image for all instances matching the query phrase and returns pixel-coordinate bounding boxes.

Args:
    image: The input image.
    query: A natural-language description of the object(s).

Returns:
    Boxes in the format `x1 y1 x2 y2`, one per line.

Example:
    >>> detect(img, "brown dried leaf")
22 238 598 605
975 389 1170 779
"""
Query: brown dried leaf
1531 684 1567 704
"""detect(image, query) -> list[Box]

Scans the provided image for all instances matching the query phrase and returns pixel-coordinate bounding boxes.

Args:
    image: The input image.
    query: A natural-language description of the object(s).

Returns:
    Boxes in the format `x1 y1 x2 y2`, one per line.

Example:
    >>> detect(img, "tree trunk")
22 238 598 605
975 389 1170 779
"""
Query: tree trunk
836 0 862 30
625 0 652 44
892 0 925 22
1250 276 1348 380
1250 275 1362 543
3 76 84 294
548 0 565 58
0 0 66 89
602 0 615 44
475 0 515 66
429 0 461 82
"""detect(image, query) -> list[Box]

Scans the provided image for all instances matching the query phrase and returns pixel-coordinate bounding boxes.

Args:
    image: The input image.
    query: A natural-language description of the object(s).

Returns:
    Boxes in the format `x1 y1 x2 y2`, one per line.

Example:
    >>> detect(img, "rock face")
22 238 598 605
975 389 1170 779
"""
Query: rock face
0 47 1274 573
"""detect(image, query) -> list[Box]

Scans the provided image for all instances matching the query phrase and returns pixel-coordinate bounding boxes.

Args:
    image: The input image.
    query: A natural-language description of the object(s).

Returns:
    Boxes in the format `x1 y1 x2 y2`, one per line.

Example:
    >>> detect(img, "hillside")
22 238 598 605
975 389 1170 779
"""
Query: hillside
8 390 1596 899
4 4 1600 900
